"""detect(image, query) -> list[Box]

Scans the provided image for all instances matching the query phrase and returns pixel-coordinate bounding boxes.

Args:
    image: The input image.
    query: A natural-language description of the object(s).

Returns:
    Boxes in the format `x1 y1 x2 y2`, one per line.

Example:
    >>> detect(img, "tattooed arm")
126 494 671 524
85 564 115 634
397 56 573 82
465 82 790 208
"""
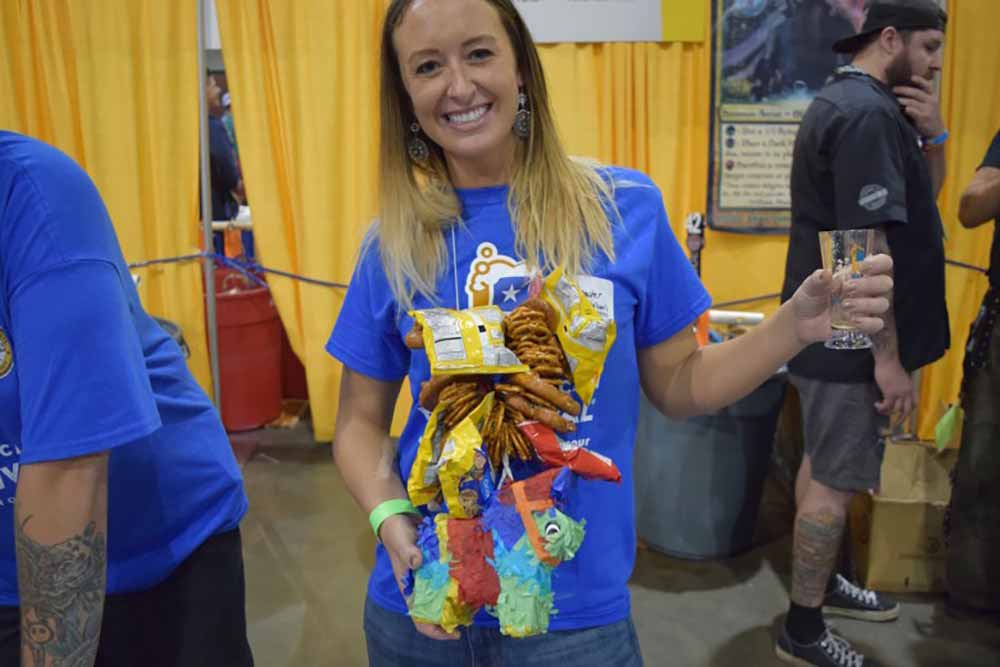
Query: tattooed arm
869 228 916 417
15 451 108 667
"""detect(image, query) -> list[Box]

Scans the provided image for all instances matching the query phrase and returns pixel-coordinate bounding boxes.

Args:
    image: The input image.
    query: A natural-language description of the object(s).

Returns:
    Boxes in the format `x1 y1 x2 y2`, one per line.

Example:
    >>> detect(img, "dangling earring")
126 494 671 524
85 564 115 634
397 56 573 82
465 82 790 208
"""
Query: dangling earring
407 121 429 163
513 91 531 140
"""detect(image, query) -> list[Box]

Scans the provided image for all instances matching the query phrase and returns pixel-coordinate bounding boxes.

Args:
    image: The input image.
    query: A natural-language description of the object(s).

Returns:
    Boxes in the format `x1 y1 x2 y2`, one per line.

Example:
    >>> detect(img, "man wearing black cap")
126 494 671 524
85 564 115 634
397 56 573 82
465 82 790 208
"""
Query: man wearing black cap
778 1 950 665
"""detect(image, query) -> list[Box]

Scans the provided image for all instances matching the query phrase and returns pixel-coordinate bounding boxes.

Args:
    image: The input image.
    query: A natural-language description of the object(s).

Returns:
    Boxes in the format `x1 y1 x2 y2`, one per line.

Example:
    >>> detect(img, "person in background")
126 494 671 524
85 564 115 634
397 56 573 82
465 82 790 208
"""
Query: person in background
949 128 1000 619
221 91 240 160
207 74 242 223
778 1 950 665
0 131 253 666
325 1 894 665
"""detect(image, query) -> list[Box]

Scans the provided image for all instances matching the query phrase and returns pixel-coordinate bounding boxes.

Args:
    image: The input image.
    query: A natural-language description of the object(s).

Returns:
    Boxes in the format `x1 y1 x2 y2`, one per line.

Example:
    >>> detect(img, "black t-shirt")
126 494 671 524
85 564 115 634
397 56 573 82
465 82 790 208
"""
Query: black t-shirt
981 130 1000 286
781 71 949 382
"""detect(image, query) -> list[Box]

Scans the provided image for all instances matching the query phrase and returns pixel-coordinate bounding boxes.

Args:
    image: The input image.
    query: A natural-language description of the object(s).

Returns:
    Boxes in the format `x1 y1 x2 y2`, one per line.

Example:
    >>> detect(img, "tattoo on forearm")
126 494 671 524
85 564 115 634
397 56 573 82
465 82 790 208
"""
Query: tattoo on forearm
16 515 106 666
791 508 845 607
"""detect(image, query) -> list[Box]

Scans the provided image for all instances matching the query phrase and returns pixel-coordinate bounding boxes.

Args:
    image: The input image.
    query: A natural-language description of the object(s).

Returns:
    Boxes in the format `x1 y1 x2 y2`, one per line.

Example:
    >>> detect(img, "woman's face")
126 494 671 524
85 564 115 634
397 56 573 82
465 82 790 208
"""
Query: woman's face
393 0 522 185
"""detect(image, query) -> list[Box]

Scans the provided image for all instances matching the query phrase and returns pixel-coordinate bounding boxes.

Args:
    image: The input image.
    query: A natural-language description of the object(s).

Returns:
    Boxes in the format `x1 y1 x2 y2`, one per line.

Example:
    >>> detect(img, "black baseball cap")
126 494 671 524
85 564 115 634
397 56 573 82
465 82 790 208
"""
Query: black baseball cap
832 0 948 54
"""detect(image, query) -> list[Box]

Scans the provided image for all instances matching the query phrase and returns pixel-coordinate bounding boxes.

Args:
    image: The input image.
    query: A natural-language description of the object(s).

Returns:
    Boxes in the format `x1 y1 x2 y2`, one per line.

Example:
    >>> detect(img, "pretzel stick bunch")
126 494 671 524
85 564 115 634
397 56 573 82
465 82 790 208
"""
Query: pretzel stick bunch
483 299 582 468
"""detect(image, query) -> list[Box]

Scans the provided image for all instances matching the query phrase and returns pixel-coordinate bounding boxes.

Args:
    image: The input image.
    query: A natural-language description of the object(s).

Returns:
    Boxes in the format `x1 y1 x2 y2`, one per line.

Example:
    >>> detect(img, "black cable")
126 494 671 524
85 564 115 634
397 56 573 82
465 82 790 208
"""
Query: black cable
713 293 782 309
946 259 988 275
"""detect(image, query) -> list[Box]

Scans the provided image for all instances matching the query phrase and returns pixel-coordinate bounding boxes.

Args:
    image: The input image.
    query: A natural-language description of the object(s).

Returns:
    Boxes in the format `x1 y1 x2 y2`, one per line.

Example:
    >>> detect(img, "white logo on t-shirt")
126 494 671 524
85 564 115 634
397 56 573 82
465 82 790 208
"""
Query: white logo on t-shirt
0 329 12 379
859 184 889 212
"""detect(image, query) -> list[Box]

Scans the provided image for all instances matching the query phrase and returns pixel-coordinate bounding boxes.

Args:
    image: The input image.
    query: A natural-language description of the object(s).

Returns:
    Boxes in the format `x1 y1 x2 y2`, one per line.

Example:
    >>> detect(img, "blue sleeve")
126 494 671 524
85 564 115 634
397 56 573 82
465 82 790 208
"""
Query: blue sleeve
325 240 411 381
12 261 161 464
981 130 1000 170
633 183 713 348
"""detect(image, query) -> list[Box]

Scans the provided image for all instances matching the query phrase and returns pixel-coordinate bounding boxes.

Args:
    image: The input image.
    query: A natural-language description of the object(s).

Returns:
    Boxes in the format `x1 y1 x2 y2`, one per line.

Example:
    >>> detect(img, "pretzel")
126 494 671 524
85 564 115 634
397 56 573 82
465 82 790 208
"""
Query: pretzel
405 322 424 349
497 422 523 461
505 314 545 329
510 373 580 416
494 383 524 396
506 310 547 325
483 401 505 443
515 429 534 460
504 394 575 433
447 392 479 416
504 422 533 460
519 354 563 371
523 392 557 412
419 375 457 410
521 298 559 332
439 381 480 405
507 322 550 339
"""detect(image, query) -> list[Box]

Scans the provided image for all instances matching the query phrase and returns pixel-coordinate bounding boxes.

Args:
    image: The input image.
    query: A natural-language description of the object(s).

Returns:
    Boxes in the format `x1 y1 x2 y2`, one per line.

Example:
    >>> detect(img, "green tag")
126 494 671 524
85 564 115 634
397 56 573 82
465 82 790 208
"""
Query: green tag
934 403 963 451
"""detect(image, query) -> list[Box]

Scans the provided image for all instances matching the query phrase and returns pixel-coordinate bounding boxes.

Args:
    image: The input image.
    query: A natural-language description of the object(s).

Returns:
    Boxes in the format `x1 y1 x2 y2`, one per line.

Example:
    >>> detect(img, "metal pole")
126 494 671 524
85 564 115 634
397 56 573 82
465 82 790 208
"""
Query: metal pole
197 0 222 408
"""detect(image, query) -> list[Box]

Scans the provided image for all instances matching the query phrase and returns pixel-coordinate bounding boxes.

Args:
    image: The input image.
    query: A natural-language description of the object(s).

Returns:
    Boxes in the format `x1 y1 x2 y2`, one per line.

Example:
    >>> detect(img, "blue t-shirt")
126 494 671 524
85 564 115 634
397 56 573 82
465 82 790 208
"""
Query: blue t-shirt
0 131 248 606
326 166 711 630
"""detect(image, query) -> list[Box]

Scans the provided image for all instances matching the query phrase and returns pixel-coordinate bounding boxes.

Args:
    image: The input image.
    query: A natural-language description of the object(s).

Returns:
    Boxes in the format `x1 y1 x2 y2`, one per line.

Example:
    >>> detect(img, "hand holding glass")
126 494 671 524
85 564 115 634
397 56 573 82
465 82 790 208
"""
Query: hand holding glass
820 229 874 350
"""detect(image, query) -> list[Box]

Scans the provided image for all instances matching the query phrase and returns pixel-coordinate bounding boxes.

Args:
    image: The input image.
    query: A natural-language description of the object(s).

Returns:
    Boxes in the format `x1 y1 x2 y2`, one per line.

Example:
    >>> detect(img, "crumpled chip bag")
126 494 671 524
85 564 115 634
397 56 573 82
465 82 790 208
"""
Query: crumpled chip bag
517 421 621 483
411 306 530 376
409 392 496 518
540 269 616 405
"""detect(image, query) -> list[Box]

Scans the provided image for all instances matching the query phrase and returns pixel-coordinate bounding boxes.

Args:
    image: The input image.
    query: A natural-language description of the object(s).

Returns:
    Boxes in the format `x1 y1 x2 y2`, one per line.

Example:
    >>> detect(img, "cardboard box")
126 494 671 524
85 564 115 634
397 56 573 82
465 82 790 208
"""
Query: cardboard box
850 440 957 593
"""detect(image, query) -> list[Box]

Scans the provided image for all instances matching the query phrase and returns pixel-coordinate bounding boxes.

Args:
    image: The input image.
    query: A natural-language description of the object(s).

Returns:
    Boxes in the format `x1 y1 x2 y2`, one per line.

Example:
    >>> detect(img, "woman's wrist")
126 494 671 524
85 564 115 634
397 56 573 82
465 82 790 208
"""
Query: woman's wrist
369 498 420 541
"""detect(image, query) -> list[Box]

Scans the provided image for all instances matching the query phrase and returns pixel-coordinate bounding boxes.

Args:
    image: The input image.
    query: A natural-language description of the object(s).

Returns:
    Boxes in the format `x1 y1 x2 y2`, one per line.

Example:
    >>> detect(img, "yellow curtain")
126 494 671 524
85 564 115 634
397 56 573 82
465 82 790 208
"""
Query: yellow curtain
916 0 1000 438
214 1 393 441
540 42 709 243
217 0 996 442
0 0 213 393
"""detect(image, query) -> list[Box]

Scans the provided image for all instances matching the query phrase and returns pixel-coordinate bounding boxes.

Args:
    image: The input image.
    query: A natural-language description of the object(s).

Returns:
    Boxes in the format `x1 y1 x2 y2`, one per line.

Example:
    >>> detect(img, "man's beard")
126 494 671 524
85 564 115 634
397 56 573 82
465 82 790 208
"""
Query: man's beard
885 52 914 88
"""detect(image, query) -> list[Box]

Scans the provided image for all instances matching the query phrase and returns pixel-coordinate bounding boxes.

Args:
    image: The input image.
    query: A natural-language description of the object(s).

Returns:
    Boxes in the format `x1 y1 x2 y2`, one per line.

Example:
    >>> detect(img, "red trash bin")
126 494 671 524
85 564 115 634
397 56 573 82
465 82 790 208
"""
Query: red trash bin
212 269 283 431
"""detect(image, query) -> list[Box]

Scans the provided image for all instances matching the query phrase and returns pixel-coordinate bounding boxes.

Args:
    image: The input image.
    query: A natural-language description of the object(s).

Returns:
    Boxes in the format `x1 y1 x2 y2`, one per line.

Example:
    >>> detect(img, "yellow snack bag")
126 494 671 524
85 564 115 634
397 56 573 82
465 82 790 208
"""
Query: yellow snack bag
411 307 529 376
437 393 495 519
409 399 449 508
408 393 496 517
541 269 616 406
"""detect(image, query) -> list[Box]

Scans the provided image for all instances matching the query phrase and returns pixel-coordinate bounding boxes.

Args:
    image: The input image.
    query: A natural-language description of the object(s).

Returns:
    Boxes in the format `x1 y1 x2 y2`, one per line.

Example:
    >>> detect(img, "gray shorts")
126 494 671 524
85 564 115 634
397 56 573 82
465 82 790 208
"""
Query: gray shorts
791 374 889 492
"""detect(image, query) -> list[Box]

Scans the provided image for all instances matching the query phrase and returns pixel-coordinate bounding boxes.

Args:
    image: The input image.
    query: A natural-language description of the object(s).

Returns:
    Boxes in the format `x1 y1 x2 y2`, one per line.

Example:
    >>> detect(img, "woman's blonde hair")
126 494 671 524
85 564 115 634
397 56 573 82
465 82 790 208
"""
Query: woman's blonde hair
377 0 617 308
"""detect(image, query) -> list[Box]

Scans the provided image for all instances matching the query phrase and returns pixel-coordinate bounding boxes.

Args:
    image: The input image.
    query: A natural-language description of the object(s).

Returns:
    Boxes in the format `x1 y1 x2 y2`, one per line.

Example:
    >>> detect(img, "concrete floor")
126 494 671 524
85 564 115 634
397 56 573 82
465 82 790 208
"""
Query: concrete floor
234 427 1000 667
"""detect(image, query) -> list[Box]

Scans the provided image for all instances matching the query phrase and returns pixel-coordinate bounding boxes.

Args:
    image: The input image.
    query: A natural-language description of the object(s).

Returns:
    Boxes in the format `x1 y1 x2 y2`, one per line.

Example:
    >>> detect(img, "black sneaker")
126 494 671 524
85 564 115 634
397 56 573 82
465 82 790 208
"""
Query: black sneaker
775 625 877 667
822 574 900 622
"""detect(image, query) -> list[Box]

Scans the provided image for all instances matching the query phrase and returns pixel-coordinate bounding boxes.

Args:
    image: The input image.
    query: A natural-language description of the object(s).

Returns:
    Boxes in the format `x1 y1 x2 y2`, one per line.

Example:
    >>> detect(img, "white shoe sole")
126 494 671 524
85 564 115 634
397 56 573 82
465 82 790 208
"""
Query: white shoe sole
775 643 819 666
822 604 900 622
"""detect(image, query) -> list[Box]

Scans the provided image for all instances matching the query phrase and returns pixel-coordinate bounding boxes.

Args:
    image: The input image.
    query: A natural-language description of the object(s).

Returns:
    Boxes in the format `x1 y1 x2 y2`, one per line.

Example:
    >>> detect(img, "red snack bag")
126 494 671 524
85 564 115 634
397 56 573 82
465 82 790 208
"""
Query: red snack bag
517 422 621 483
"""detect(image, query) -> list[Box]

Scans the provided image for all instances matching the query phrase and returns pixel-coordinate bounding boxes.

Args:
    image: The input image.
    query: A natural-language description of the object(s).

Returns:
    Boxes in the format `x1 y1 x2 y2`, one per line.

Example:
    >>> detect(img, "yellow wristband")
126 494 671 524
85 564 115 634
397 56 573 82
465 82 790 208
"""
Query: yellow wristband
369 499 420 541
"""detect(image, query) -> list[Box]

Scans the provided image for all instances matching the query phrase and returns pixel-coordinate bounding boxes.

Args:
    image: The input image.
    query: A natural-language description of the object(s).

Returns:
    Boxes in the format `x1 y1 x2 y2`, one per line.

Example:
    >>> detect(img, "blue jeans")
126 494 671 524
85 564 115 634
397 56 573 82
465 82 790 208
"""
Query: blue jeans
363 596 643 667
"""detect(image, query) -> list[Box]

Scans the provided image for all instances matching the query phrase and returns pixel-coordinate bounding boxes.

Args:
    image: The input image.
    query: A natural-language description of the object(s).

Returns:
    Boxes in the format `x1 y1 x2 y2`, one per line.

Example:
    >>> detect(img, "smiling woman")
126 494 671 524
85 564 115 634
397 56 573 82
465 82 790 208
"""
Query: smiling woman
376 0 617 310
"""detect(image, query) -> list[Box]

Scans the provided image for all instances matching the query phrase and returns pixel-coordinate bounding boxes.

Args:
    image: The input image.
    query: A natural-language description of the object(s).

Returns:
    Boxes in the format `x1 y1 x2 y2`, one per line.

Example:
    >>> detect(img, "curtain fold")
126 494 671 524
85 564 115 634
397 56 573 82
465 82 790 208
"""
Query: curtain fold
214 1 392 441
0 0 212 393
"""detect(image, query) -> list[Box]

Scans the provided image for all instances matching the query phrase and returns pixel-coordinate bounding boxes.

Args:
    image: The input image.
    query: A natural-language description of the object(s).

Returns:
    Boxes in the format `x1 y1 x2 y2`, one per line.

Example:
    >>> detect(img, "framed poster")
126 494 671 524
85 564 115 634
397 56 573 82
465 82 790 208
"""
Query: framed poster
707 0 865 232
